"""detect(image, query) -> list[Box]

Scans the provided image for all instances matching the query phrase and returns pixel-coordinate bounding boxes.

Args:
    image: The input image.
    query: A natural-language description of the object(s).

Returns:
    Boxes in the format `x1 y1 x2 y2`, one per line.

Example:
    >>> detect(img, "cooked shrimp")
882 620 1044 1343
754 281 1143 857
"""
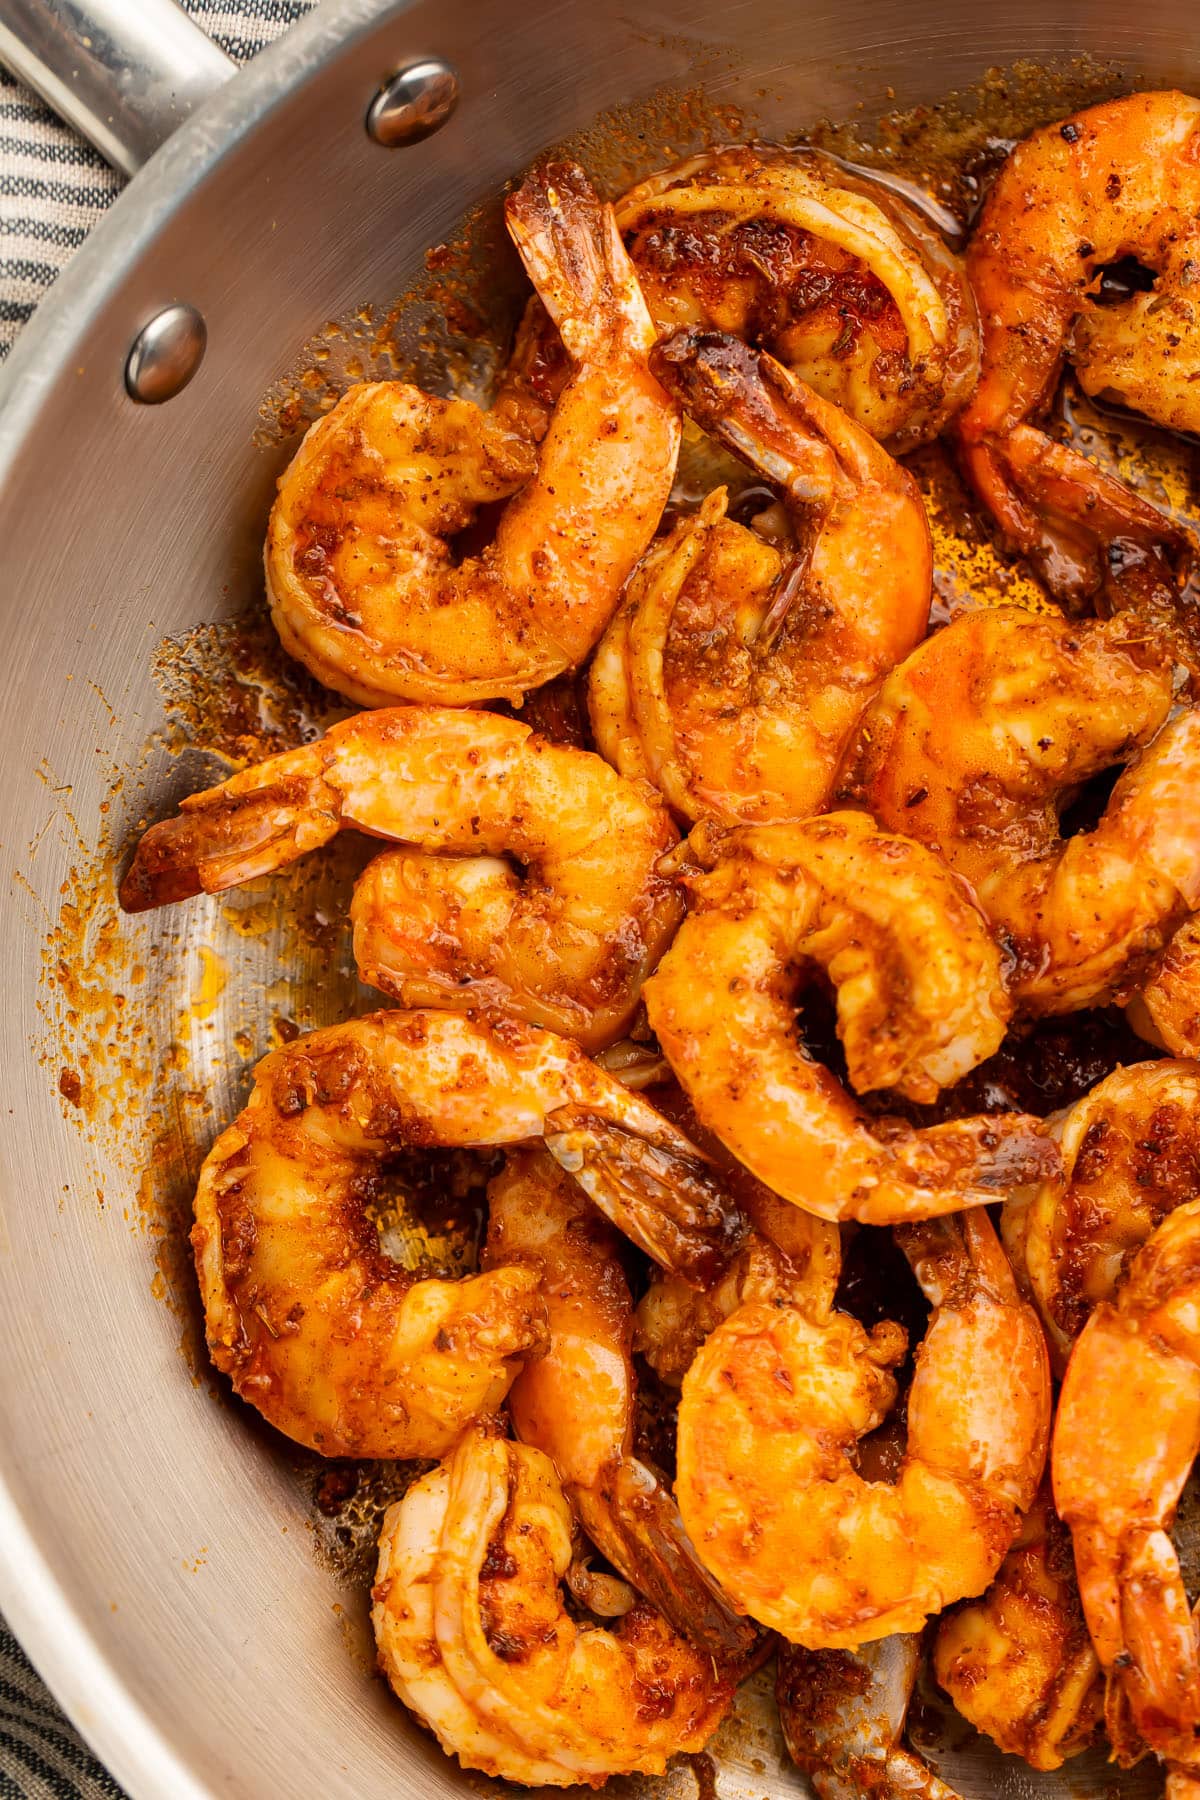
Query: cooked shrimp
588 329 931 825
958 94 1199 640
778 1634 961 1800
1131 913 1200 1057
643 813 1057 1224
675 1209 1050 1644
636 1162 841 1387
265 161 679 707
119 707 680 1051
372 1425 734 1786
482 1146 758 1663
193 1009 745 1456
843 606 1199 1014
933 1479 1104 1770
1003 1061 1200 1371
965 92 1200 445
1053 1196 1200 1765
615 142 979 449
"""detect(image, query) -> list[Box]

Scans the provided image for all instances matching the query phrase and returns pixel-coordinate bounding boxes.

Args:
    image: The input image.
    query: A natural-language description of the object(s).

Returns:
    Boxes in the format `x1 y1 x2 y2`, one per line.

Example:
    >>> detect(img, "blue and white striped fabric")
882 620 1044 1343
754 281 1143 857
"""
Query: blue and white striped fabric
0 5 317 1791
0 1628 125 1799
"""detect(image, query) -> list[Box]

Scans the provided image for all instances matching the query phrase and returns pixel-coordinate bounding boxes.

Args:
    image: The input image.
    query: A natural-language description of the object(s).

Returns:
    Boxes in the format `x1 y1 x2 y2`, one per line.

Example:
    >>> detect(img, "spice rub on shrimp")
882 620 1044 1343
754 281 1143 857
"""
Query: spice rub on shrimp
998 1063 1200 1771
933 1479 1104 1771
266 161 679 707
1003 1060 1200 1372
643 813 1058 1225
372 1425 735 1786
119 708 680 1051
616 143 979 449
958 94 1199 645
676 1209 1050 1645
588 329 931 825
483 1147 759 1663
1131 913 1200 1057
843 606 1198 1015
193 1009 745 1458
635 1175 841 1389
1053 1196 1200 1767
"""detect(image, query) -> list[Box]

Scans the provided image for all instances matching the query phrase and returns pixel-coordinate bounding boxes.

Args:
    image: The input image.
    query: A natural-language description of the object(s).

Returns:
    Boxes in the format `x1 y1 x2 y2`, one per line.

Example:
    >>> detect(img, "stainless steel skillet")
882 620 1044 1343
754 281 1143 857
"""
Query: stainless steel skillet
0 1 1193 1795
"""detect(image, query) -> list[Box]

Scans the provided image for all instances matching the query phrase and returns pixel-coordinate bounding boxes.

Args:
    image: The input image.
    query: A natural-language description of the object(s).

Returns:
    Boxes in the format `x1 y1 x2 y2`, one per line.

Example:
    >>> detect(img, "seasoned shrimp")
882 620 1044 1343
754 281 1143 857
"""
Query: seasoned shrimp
1131 914 1200 1057
635 1175 841 1388
631 1084 841 1384
933 1480 1104 1770
965 92 1200 444
483 1146 759 1663
265 161 679 707
193 1009 744 1457
372 1425 734 1786
643 813 1058 1224
615 143 979 449
843 606 1200 1014
1053 1196 1200 1765
778 1634 962 1800
119 707 680 1051
588 330 931 825
1003 1061 1200 1371
958 94 1199 638
675 1209 1050 1644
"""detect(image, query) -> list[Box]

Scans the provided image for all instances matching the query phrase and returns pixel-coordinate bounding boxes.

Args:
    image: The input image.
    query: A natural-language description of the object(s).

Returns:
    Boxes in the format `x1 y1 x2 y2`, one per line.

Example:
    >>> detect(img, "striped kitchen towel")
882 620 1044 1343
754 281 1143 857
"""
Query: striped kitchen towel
0 8 317 1798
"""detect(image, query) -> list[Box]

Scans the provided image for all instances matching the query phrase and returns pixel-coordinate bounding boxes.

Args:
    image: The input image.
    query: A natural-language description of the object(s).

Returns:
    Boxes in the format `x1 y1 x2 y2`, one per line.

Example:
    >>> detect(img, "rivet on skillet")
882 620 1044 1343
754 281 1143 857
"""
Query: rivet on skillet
125 303 207 404
366 58 459 147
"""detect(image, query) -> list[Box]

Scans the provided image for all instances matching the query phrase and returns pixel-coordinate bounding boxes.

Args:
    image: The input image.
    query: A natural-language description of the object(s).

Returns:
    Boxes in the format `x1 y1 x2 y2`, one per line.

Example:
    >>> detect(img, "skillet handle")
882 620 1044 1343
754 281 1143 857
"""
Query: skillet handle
0 0 233 178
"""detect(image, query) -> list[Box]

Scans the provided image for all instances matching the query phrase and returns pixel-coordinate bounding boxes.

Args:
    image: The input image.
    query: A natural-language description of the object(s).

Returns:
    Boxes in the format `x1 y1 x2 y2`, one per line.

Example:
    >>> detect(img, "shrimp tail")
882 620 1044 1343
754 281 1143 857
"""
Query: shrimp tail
961 424 1195 654
120 808 219 910
119 759 340 912
544 1107 747 1285
504 160 654 357
571 1459 766 1669
651 326 921 524
650 329 825 493
889 1112 1062 1205
778 1637 962 1800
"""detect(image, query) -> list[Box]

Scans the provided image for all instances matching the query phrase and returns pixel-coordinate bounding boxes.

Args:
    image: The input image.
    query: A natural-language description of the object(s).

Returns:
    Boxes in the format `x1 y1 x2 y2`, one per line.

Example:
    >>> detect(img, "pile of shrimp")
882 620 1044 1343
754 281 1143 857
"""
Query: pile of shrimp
120 94 1200 1796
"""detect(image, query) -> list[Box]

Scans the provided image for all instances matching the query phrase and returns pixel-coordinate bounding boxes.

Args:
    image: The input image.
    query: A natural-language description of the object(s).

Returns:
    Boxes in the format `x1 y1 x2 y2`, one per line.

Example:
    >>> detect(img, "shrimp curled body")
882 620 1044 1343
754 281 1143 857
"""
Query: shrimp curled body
964 92 1200 447
844 606 1193 1015
193 1009 743 1458
120 707 681 1051
1003 1063 1200 1770
588 329 931 825
644 813 1057 1224
933 1480 1104 1771
1053 1197 1200 1766
958 94 1200 638
616 143 979 450
266 161 680 706
1003 1060 1200 1373
676 1210 1050 1646
372 1427 734 1786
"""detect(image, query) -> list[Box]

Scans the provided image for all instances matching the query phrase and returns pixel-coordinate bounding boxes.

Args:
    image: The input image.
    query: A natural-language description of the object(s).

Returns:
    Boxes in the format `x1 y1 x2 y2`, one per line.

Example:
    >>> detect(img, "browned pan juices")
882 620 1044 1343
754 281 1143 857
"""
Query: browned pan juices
32 57 1194 1800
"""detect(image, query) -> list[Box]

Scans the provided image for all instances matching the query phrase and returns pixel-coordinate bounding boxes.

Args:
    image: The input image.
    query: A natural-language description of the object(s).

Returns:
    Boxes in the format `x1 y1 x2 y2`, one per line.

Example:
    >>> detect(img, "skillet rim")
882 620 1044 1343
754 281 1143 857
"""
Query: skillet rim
0 4 411 1794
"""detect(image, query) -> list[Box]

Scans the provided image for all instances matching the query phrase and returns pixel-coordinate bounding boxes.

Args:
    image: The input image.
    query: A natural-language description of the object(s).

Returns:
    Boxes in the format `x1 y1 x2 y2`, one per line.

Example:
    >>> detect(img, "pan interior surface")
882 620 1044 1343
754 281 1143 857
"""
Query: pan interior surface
0 0 1195 1795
